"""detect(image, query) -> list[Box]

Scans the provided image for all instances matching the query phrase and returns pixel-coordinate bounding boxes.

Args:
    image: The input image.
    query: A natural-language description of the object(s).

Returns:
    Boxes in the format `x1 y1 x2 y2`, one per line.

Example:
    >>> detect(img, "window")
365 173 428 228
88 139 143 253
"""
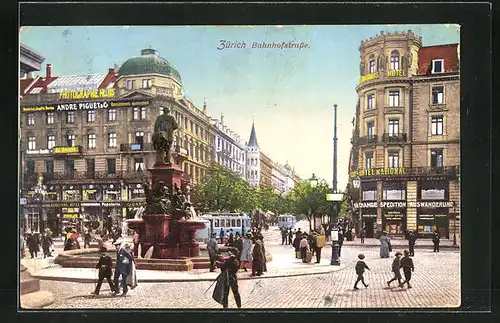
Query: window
142 79 152 89
389 90 400 106
430 149 444 168
367 94 374 110
67 111 75 124
65 160 75 177
45 160 54 174
27 113 35 125
126 80 135 90
141 107 146 119
432 86 444 104
369 59 375 73
365 151 373 169
26 160 35 175
388 119 399 136
388 151 400 168
87 110 95 123
362 182 377 201
390 51 400 70
87 134 96 149
190 120 194 131
107 158 116 175
108 132 117 148
47 135 56 149
46 112 55 124
135 131 144 145
134 158 145 171
28 136 36 150
383 182 405 200
86 159 95 173
431 116 444 135
195 124 199 136
367 121 375 137
67 134 75 147
133 107 146 120
431 59 444 73
108 109 117 121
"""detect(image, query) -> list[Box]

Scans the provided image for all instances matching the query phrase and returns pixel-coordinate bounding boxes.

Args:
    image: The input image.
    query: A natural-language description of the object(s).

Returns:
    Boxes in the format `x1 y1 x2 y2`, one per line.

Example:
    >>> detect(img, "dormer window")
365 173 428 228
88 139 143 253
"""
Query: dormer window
431 59 444 74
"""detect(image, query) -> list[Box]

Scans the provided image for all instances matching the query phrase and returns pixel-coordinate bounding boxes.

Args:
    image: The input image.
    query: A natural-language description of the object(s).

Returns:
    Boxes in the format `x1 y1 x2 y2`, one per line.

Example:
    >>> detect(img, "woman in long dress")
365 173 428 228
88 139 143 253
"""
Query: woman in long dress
125 244 138 290
239 233 253 272
379 231 391 258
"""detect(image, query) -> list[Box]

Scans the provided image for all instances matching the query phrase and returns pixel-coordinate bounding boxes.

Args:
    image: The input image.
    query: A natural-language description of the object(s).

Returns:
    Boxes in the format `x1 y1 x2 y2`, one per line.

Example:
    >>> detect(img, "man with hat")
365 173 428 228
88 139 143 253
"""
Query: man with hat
387 251 403 287
91 247 114 295
354 253 370 290
207 233 220 272
216 247 242 308
112 240 133 296
408 230 417 257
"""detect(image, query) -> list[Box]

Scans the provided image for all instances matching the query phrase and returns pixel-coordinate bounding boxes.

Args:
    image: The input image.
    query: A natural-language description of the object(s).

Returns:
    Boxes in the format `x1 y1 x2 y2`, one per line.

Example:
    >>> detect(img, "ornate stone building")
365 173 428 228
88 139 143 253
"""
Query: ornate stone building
349 31 460 239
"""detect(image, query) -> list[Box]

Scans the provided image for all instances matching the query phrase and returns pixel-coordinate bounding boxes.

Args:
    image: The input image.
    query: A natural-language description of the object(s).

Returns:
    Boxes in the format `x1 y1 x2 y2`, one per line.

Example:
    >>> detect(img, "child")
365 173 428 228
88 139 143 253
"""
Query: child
354 254 370 290
387 252 403 287
399 250 415 289
91 247 114 295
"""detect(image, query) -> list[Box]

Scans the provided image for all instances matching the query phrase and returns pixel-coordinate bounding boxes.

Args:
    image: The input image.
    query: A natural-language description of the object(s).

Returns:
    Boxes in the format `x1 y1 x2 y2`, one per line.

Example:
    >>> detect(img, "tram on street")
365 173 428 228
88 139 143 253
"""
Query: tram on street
278 214 297 230
195 213 252 243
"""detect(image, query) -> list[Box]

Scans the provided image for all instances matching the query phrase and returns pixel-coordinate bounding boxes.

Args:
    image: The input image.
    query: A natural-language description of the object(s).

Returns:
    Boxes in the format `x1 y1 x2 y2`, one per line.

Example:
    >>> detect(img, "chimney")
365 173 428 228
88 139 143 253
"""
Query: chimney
221 111 224 125
46 64 52 78
27 72 33 79
108 68 115 75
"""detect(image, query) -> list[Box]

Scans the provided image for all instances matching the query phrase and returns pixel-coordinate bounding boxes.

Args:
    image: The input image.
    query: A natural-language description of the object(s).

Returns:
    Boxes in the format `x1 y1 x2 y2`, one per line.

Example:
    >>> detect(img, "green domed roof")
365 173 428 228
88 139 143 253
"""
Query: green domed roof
118 48 182 84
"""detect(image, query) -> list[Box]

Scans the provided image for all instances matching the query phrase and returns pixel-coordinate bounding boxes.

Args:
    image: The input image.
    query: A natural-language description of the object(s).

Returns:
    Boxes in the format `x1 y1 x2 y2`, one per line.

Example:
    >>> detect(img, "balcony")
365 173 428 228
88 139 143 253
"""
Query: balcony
120 143 154 153
356 135 378 146
382 133 407 143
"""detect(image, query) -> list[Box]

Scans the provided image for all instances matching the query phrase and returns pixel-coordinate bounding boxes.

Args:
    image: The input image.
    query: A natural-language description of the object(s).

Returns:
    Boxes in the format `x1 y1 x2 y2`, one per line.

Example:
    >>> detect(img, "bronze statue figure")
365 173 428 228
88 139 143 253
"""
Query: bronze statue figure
143 180 172 215
152 106 179 165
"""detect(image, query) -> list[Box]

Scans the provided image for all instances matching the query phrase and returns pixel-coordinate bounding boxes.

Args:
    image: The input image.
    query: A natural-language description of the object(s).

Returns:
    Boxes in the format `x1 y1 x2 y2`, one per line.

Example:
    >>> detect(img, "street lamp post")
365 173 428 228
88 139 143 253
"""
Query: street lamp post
352 177 361 238
326 192 344 266
309 174 318 232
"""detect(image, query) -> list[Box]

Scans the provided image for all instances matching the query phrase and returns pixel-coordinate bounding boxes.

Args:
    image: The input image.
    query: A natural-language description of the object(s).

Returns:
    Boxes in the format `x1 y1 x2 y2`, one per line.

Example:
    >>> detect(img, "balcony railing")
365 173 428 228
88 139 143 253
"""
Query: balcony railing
382 133 407 143
356 135 378 145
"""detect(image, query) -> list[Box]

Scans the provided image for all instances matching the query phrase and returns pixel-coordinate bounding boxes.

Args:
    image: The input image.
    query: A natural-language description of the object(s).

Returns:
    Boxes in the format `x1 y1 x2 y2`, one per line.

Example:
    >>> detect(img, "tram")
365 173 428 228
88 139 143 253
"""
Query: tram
278 214 297 230
195 213 252 243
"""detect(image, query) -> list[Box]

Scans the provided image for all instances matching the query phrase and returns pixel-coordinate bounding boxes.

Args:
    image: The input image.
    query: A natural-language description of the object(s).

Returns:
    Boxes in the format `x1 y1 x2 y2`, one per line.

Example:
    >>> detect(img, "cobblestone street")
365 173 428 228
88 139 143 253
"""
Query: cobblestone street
39 225 460 309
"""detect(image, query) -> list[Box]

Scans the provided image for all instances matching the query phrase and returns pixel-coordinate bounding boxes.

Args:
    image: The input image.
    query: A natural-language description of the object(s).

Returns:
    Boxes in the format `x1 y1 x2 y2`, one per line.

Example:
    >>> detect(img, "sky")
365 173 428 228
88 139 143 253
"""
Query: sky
20 25 459 190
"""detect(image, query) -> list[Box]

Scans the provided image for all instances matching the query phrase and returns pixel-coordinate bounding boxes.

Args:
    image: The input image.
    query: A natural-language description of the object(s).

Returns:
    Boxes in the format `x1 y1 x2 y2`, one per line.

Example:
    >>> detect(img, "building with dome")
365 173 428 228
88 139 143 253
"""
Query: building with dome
19 47 212 234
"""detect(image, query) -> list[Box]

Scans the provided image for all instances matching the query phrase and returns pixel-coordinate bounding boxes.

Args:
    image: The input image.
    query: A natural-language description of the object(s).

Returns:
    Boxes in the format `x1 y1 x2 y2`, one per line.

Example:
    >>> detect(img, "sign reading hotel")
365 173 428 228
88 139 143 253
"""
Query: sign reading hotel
350 167 406 178
59 89 115 100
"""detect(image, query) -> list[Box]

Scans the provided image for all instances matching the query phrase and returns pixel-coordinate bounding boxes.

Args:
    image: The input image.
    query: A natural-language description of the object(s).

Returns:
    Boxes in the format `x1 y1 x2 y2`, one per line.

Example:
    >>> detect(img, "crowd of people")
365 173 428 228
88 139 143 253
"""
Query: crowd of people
20 230 55 259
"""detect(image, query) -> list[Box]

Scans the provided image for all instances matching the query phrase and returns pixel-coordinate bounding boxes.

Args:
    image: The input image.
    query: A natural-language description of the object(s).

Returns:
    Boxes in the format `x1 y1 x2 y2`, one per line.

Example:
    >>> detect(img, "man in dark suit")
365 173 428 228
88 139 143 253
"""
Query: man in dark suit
91 247 114 295
112 241 133 296
408 230 417 256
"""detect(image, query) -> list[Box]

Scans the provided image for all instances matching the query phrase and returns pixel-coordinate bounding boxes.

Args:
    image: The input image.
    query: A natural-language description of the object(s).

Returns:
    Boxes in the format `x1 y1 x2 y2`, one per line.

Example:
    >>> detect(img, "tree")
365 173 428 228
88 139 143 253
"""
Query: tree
288 179 331 231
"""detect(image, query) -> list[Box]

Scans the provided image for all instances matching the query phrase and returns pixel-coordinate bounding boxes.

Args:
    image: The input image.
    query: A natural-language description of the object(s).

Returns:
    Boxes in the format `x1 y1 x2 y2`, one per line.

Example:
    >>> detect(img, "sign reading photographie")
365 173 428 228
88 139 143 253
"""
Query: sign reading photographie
59 89 115 100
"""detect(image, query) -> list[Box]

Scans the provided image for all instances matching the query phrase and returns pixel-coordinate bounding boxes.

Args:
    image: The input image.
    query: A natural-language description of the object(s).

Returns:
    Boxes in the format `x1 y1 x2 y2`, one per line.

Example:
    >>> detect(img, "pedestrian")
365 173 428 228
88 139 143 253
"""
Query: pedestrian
281 228 287 245
399 250 415 289
125 244 138 290
307 231 316 257
360 225 366 244
112 241 133 296
216 248 242 309
313 231 324 263
234 232 243 259
338 227 344 257
41 231 53 258
257 233 267 273
27 233 39 259
432 230 441 252
84 229 92 249
91 246 114 295
20 233 25 259
239 233 253 272
207 233 220 272
288 229 293 245
387 252 403 287
299 234 310 263
251 235 265 276
408 230 417 256
353 253 370 290
219 228 225 244
379 231 391 258
226 229 234 247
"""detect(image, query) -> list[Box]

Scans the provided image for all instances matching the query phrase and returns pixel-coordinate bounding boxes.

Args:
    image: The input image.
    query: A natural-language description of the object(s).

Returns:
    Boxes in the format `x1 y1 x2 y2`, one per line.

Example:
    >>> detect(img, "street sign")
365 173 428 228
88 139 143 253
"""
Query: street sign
326 193 344 201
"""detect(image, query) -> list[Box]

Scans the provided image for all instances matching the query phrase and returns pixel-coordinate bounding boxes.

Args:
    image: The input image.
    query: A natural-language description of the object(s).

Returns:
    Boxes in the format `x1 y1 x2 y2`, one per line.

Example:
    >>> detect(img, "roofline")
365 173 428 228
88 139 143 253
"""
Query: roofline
24 76 42 94
116 73 182 85
420 43 459 49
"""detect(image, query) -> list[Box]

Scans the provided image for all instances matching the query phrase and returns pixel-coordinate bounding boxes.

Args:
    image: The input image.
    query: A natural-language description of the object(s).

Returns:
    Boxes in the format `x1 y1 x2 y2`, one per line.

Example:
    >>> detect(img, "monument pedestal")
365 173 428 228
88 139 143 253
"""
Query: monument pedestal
148 163 183 192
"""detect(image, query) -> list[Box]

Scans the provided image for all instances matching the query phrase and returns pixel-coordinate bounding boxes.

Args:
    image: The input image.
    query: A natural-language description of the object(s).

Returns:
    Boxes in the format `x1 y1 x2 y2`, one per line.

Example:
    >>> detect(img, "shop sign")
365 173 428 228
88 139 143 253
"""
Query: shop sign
53 146 81 154
421 189 445 200
362 214 377 218
109 100 150 108
21 105 56 112
126 201 147 208
26 149 51 155
350 167 406 178
81 202 101 207
387 70 405 77
63 213 79 219
56 101 109 111
102 202 121 207
46 202 80 208
384 211 404 219
353 202 378 208
59 89 115 100
409 201 453 208
380 201 406 208
359 72 380 84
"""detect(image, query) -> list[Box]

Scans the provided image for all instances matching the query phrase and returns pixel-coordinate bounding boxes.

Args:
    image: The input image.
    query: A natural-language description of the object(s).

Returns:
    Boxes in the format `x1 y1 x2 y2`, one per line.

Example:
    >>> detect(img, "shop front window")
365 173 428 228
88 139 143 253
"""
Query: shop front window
63 188 80 201
382 182 405 200
361 182 377 201
130 184 145 199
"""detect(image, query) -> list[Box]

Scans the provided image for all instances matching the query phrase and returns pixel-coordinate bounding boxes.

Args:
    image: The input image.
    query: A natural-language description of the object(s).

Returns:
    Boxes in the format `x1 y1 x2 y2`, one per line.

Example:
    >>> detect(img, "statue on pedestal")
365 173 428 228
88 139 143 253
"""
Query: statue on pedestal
143 180 172 215
152 107 178 165
172 184 192 220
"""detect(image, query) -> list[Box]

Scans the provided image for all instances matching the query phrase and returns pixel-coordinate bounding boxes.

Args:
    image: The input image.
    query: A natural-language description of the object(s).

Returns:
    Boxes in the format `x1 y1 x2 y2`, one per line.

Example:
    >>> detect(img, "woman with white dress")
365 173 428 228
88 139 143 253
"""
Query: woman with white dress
239 233 253 271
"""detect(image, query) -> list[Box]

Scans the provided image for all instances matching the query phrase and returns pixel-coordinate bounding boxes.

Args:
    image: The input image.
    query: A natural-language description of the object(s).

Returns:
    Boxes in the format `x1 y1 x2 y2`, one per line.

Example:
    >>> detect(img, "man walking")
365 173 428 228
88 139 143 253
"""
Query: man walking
91 247 114 295
360 225 366 245
218 248 242 309
281 229 287 245
408 230 417 256
432 230 441 252
84 229 92 249
400 250 415 289
338 227 344 257
207 233 220 272
112 241 133 296
288 229 293 246
41 231 53 258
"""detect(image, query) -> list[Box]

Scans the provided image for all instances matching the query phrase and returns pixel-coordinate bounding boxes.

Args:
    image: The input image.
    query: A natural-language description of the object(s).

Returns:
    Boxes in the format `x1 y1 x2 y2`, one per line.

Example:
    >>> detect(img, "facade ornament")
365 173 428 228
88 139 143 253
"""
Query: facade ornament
377 53 387 72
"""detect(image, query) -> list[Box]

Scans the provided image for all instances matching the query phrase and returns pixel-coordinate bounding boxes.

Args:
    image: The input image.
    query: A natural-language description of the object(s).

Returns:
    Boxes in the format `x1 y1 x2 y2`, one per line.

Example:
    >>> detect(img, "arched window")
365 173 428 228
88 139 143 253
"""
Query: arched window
390 50 400 70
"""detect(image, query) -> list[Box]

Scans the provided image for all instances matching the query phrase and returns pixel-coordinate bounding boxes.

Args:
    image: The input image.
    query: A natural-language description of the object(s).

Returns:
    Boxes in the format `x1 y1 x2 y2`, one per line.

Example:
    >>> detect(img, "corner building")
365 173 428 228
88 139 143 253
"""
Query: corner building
349 31 460 239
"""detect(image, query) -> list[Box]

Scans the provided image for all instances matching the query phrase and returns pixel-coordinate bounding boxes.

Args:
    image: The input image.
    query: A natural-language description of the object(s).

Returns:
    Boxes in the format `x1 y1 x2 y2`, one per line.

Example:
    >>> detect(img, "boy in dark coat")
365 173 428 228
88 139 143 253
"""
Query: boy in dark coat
399 250 415 288
353 254 370 290
91 247 114 295
387 252 403 287
432 231 440 252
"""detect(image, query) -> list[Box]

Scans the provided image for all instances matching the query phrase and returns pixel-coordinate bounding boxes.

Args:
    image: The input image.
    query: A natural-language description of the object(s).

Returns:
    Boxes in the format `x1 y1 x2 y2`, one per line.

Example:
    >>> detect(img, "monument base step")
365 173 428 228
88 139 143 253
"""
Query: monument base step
20 290 54 309
20 278 40 295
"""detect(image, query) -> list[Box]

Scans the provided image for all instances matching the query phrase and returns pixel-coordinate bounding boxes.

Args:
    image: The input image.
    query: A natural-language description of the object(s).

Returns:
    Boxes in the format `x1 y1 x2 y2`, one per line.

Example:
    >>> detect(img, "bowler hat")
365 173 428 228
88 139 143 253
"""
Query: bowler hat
358 254 365 259
395 252 402 257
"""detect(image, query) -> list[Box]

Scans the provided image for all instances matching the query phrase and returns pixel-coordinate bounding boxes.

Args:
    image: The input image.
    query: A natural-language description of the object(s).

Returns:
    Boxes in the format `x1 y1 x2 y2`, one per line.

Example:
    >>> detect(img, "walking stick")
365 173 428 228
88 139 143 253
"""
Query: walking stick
204 273 221 294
